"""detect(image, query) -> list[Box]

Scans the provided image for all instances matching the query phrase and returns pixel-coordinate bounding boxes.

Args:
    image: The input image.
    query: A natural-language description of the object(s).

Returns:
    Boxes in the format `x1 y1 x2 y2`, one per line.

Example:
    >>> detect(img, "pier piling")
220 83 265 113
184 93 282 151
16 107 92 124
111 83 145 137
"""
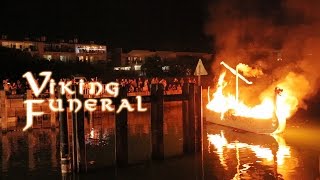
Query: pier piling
182 83 189 153
50 93 57 129
195 86 203 152
151 84 164 160
59 92 71 174
0 91 8 133
71 85 86 172
187 83 196 153
115 86 129 167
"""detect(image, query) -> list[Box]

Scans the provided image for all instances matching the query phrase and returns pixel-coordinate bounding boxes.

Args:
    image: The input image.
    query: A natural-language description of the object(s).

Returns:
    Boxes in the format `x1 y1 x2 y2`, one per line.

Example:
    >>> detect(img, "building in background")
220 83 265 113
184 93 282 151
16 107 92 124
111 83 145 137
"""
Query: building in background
108 48 126 66
124 50 212 65
0 36 107 62
112 49 213 73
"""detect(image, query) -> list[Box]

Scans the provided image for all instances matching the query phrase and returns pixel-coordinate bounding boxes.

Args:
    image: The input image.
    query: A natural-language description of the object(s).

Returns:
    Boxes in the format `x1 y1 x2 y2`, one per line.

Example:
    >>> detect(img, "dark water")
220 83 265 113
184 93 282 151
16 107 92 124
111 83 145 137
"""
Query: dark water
1 102 320 179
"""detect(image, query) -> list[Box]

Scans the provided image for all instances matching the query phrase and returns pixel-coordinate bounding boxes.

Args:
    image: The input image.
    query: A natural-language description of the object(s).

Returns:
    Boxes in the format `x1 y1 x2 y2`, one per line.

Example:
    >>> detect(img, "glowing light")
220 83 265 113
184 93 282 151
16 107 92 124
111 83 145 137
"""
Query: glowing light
207 132 292 175
90 128 95 139
206 61 296 134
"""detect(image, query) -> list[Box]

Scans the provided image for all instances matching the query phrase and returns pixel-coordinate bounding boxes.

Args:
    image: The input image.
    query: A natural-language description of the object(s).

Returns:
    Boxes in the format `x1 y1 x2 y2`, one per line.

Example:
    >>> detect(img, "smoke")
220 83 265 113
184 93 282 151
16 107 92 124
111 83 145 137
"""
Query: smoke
237 63 263 77
206 0 320 115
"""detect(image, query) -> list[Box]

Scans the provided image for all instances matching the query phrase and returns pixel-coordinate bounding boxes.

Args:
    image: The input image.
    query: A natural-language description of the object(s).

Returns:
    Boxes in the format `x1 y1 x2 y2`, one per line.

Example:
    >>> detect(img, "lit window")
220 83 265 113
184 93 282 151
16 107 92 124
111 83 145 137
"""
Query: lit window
162 66 170 72
43 55 52 61
134 65 141 71
120 66 131 71
78 56 84 61
60 56 67 62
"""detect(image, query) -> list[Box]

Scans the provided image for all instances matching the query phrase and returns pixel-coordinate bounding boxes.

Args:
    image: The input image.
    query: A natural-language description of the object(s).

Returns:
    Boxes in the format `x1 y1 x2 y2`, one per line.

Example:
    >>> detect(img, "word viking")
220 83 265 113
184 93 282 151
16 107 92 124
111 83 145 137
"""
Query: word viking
22 71 147 131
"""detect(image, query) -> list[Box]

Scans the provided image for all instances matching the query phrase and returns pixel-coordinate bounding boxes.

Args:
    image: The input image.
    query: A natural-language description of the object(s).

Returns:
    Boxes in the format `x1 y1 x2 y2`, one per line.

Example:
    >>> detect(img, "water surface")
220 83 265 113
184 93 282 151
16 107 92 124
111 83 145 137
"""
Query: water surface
1 101 320 179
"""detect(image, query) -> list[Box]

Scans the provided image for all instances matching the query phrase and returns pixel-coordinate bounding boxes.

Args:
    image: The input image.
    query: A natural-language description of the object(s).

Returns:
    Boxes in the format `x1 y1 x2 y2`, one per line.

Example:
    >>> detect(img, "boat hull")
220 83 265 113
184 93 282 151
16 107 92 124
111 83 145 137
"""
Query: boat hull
207 124 277 146
205 109 279 134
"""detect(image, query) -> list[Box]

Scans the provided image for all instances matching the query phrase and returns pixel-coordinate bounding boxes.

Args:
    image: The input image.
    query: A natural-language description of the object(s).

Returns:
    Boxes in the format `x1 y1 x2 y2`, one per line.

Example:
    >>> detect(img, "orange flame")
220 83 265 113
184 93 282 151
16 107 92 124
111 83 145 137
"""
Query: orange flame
206 62 297 134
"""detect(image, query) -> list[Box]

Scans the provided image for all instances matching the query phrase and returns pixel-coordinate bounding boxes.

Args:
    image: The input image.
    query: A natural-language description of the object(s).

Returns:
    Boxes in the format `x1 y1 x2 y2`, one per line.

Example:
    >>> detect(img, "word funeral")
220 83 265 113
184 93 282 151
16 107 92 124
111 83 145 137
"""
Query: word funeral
22 71 147 131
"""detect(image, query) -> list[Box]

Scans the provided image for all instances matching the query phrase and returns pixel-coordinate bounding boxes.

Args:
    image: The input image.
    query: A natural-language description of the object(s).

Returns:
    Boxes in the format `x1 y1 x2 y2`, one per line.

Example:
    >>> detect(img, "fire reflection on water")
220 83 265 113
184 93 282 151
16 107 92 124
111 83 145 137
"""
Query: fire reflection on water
207 130 296 179
1 102 319 179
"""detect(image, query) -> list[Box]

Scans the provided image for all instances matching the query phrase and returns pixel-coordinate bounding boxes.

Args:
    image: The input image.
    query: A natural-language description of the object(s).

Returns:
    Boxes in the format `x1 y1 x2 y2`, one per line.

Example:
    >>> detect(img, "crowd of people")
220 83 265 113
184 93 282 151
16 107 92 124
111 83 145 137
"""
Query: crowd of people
2 79 27 95
2 77 198 95
116 77 197 93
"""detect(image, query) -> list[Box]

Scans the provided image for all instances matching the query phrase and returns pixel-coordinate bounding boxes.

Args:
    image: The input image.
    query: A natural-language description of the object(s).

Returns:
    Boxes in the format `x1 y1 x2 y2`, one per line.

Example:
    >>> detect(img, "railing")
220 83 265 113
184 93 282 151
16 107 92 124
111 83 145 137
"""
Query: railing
6 94 25 99
6 92 49 99
3 84 183 99
81 84 183 98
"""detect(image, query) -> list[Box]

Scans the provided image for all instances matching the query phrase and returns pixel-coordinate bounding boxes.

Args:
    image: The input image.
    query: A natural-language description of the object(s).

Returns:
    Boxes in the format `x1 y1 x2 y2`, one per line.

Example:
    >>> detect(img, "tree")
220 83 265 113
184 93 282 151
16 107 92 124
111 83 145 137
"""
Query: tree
0 47 114 82
141 56 163 77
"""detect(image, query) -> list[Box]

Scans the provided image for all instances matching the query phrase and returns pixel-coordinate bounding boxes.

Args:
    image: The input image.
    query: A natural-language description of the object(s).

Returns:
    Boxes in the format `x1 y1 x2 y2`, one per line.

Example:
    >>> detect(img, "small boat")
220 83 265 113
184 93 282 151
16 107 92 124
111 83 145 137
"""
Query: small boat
205 109 279 134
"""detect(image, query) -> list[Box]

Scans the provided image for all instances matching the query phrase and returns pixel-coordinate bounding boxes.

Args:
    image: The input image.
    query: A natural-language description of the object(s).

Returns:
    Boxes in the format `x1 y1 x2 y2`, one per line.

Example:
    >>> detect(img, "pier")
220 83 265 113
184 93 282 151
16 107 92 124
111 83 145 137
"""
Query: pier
0 83 205 174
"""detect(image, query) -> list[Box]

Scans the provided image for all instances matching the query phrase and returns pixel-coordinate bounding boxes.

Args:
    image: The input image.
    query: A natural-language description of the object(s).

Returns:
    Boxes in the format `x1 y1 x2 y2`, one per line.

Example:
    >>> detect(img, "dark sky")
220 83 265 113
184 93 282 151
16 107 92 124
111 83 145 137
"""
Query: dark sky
0 0 212 51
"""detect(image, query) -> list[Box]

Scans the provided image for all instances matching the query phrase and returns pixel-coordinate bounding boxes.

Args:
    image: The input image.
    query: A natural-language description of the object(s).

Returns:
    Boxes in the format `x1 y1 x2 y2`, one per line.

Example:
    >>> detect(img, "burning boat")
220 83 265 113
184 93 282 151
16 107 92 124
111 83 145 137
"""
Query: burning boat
206 61 290 134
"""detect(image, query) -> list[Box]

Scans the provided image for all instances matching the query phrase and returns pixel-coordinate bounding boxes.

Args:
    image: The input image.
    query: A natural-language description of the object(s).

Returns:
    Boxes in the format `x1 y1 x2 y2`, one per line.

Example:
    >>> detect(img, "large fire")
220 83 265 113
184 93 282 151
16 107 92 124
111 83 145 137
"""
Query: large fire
206 61 298 134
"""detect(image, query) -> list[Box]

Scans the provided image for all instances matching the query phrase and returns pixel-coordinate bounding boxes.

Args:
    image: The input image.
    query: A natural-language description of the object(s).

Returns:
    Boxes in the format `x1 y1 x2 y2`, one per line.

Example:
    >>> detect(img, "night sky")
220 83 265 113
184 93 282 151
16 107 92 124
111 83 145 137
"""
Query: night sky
0 0 212 51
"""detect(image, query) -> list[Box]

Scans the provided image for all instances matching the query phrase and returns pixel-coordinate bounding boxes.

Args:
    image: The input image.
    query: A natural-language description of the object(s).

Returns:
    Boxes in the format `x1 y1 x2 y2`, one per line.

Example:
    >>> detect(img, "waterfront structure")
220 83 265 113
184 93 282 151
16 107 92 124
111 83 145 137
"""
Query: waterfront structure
125 50 212 65
0 36 213 71
112 49 213 72
0 36 107 62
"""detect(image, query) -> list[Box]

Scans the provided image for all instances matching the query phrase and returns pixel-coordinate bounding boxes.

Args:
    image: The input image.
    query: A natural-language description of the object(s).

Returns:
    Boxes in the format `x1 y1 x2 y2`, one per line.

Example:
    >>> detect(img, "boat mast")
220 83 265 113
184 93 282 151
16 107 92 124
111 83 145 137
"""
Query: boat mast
236 64 239 104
